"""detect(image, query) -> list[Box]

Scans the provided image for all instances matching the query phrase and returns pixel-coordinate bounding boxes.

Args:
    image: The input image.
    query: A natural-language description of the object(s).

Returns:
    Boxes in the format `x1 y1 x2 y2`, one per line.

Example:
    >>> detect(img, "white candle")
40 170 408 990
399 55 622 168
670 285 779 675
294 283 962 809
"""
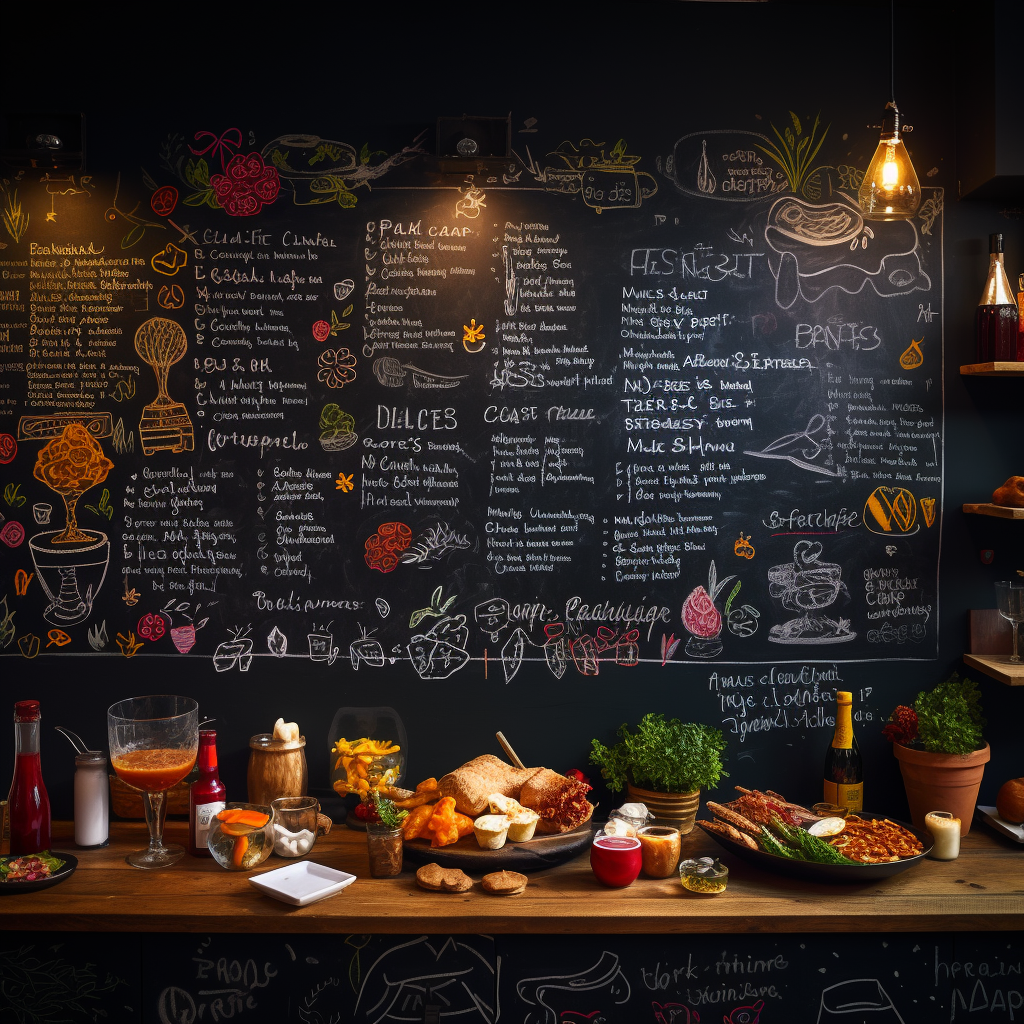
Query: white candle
925 810 961 860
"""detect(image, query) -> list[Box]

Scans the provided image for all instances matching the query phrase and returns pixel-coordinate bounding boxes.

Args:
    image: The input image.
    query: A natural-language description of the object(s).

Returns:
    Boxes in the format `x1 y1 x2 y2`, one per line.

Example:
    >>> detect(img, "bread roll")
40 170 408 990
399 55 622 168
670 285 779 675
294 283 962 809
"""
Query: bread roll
992 476 1024 508
438 755 540 816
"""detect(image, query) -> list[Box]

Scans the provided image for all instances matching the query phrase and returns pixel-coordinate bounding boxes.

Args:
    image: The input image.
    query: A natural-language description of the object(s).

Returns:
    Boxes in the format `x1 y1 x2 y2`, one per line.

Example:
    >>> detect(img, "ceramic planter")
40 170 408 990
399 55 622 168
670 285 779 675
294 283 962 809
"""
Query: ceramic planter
626 783 700 833
893 741 990 836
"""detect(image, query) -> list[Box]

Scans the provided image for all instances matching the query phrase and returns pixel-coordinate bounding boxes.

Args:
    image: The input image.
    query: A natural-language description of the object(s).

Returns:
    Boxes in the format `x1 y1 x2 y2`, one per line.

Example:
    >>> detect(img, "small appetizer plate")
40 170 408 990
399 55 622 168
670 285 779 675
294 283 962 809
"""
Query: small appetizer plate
249 861 356 906
0 852 77 894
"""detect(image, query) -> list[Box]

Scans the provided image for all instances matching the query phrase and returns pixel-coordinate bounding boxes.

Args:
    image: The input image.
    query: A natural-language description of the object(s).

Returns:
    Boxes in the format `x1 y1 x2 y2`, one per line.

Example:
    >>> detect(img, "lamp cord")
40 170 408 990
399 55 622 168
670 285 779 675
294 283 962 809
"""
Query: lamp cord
890 0 896 106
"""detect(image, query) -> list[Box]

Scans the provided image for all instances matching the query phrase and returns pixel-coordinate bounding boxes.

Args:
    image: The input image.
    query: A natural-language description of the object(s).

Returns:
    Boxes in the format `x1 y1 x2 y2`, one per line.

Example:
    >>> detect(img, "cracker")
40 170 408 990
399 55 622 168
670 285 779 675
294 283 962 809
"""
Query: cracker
481 870 528 895
415 862 473 893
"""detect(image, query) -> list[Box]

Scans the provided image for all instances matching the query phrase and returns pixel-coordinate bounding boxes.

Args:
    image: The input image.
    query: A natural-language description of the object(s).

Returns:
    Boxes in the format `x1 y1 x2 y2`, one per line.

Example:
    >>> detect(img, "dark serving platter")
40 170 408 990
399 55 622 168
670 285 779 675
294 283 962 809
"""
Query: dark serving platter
696 814 933 883
403 821 596 873
0 852 78 894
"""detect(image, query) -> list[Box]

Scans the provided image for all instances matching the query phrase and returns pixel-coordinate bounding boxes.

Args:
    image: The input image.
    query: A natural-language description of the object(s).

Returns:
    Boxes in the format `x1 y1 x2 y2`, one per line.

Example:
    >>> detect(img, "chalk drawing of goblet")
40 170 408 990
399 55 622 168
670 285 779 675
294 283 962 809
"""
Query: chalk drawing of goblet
29 424 113 625
135 316 194 455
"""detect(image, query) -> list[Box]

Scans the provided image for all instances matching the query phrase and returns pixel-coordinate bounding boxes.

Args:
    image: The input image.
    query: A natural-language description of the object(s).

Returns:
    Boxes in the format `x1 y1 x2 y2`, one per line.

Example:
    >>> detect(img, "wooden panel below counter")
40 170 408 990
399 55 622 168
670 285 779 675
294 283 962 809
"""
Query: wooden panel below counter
1 822 1021 935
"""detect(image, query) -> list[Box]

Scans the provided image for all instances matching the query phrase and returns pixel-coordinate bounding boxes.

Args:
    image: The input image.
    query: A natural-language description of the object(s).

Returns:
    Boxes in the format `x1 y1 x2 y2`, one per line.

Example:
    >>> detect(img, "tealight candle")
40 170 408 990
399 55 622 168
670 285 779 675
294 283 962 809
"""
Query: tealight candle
924 810 961 860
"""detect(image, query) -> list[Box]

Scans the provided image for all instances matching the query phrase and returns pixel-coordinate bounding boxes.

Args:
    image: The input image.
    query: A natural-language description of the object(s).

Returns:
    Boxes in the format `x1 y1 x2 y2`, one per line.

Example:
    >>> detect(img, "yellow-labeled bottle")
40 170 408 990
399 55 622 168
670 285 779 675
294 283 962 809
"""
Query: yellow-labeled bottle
823 691 863 812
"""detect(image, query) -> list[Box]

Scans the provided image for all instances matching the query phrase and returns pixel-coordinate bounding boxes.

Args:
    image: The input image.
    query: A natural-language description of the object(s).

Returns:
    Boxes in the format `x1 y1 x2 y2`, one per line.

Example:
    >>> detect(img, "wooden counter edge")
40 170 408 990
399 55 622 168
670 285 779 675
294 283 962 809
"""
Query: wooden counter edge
1 911 1021 935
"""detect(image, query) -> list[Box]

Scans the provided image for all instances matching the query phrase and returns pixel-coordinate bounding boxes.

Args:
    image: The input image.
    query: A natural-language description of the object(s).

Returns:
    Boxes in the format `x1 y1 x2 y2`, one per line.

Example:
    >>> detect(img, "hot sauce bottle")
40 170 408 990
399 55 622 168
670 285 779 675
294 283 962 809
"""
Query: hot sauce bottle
8 700 51 855
189 729 226 857
823 691 863 813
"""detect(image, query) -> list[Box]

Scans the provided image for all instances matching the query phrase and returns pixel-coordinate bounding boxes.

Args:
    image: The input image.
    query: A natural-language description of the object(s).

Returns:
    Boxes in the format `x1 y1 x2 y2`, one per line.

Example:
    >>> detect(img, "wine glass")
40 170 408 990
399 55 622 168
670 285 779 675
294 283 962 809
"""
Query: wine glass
107 695 199 868
995 581 1024 664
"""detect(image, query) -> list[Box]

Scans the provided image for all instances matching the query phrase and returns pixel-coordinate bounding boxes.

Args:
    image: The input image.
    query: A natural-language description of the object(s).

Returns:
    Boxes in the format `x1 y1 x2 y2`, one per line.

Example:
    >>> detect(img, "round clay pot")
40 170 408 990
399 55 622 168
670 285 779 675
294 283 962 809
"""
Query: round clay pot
893 741 990 836
626 783 700 833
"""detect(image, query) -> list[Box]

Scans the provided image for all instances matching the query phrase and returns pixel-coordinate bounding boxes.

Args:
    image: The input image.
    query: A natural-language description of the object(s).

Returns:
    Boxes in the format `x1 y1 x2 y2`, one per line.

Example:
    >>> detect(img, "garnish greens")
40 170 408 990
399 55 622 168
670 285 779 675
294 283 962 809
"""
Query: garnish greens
371 792 408 829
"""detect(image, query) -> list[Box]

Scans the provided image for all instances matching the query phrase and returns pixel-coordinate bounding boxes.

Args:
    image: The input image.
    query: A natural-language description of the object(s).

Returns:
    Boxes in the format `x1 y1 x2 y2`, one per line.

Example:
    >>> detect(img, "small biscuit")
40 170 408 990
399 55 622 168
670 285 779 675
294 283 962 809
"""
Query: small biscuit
481 870 528 895
415 862 473 893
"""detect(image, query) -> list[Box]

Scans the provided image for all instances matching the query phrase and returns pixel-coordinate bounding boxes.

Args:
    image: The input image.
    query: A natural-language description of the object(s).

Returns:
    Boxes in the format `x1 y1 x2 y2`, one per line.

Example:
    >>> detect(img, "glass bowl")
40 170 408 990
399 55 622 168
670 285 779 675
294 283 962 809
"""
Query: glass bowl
272 796 318 858
207 803 275 871
679 856 729 894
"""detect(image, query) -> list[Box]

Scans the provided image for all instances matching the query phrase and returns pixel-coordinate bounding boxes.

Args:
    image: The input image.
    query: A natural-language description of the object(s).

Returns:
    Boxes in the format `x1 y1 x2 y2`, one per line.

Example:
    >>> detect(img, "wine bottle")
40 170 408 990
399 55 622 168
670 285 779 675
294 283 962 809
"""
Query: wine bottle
8 700 51 855
975 233 1020 363
823 691 863 812
188 729 226 857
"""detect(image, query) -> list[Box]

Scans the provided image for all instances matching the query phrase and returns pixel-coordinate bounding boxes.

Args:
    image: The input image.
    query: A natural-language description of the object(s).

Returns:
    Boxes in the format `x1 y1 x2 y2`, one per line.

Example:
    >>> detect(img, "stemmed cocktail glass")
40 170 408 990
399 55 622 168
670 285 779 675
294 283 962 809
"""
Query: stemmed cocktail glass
107 695 198 868
995 581 1024 664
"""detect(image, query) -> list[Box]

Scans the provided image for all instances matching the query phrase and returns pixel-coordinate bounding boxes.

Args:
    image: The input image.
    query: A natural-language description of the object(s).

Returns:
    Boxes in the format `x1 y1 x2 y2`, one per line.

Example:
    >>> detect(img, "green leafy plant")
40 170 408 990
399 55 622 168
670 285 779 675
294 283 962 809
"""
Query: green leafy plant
883 672 985 755
590 712 727 794
915 672 985 755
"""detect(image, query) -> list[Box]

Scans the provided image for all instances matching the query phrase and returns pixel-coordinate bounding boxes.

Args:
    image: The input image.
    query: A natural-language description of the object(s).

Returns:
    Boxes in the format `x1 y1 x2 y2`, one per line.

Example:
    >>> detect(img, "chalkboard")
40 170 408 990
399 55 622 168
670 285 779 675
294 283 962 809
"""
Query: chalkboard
6 0 999 825
96 929 1024 1023
0 932 139 1022
0 120 943 678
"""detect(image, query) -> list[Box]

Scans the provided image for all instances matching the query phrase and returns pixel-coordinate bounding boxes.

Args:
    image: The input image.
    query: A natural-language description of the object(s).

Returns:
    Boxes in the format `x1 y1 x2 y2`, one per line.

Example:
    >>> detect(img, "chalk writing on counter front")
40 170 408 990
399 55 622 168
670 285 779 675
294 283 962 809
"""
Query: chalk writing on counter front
0 116 943 683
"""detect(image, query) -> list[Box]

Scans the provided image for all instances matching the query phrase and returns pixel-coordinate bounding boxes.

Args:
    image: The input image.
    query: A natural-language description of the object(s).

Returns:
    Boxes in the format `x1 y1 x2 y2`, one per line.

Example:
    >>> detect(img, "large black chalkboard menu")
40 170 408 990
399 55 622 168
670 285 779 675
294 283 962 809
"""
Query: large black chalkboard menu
0 109 943 779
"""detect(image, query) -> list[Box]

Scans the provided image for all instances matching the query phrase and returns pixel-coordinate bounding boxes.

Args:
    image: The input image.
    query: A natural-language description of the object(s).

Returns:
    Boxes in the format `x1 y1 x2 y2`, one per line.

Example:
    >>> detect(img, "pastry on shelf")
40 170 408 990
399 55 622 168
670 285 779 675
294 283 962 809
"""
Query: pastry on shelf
992 476 1024 509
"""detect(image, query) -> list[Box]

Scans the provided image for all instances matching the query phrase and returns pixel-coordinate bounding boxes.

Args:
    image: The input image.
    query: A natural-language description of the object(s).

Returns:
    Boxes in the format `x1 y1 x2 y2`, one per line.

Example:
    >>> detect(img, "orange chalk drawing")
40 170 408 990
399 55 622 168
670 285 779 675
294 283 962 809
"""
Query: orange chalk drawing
46 629 72 647
899 338 924 369
734 532 755 559
14 569 33 595
462 318 486 353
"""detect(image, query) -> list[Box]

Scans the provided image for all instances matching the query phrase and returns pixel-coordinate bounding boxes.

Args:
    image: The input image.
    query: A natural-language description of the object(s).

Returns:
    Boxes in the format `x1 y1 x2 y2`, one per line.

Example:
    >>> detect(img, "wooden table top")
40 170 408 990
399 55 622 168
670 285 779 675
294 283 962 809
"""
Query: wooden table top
1 821 1021 934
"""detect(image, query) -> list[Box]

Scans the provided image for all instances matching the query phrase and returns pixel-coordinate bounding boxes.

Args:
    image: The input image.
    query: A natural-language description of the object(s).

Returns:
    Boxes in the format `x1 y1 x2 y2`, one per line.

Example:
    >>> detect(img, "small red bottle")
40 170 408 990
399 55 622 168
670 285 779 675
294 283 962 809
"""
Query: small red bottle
189 729 226 857
8 700 51 855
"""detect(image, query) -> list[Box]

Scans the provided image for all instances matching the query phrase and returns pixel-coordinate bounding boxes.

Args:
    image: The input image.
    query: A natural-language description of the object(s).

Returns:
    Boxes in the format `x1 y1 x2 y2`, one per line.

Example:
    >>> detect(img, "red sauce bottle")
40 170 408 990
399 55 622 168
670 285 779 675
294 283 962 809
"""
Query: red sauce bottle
8 700 51 855
188 729 226 857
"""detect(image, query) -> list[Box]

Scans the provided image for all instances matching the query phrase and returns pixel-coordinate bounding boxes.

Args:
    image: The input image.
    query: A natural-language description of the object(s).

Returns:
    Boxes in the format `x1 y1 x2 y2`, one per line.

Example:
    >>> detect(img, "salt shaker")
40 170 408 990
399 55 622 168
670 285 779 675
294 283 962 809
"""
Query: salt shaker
74 751 109 848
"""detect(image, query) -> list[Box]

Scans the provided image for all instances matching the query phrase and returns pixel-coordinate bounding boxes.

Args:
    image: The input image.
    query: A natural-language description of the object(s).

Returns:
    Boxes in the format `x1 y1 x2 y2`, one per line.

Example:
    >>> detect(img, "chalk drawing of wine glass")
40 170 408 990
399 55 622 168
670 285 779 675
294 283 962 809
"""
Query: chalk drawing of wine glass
135 316 194 455
29 424 113 625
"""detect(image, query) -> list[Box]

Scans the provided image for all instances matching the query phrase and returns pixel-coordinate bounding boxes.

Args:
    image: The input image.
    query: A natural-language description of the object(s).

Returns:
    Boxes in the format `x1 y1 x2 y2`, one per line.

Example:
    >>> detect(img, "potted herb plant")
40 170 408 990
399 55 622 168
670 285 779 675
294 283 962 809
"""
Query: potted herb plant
883 672 989 836
589 713 728 832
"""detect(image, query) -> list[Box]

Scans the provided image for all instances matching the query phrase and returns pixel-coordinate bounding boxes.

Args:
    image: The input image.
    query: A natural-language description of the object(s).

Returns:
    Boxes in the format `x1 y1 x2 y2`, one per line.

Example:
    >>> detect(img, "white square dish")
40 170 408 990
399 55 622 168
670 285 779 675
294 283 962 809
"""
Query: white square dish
249 861 357 906
977 805 1024 844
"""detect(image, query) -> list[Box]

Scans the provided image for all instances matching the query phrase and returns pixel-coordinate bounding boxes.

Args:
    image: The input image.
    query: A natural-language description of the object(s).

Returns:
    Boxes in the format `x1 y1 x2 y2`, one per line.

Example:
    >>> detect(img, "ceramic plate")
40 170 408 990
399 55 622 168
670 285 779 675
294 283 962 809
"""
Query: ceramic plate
697 814 932 883
0 852 77 894
977 805 1024 844
249 861 356 906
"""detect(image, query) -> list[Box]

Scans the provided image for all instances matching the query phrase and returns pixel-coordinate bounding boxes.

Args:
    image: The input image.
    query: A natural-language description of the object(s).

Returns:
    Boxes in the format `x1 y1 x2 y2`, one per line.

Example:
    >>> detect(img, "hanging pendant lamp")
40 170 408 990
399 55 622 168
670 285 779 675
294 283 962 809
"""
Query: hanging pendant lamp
857 2 921 221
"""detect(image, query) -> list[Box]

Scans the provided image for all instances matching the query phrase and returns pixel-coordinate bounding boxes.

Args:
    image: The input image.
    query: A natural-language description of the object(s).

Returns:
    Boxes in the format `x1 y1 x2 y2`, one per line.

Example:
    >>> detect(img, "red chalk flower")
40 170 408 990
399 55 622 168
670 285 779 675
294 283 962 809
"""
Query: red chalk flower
210 153 280 217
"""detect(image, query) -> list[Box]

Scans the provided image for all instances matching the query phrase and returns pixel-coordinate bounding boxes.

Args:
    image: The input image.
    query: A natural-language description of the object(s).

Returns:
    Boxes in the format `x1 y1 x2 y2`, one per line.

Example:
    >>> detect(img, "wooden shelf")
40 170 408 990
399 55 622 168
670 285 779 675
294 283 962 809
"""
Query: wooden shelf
960 361 1024 376
963 653 1024 685
963 503 1024 519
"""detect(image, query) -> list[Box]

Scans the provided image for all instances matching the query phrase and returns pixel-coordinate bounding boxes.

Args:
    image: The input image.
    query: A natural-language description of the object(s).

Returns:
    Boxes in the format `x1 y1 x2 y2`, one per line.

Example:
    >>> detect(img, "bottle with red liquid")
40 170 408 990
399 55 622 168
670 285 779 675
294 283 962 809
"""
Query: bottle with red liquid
189 729 226 857
8 700 51 855
975 233 1020 362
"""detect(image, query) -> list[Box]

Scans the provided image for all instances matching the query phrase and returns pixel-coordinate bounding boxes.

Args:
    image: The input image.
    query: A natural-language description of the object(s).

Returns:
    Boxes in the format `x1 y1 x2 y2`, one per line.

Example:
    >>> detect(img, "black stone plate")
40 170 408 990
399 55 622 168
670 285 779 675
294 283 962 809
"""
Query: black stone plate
696 814 932 883
0 852 78 894
403 822 596 873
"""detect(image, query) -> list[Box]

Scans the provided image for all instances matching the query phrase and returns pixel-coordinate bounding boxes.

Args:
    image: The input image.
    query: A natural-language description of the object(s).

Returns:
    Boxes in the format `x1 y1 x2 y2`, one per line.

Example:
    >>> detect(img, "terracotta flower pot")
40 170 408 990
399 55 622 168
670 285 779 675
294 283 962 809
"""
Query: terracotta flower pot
626 783 700 833
893 741 990 836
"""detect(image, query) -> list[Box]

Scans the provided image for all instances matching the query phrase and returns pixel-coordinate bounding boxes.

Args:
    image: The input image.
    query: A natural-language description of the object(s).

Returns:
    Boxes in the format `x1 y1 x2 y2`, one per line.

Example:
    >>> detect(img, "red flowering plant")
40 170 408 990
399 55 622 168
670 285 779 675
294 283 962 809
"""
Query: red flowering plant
881 705 918 745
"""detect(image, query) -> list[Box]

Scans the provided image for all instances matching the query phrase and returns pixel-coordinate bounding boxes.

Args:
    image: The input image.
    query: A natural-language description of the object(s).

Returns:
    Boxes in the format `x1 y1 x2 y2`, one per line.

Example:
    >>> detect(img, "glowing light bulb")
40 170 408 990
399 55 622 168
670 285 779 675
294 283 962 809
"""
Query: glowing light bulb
858 103 921 221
